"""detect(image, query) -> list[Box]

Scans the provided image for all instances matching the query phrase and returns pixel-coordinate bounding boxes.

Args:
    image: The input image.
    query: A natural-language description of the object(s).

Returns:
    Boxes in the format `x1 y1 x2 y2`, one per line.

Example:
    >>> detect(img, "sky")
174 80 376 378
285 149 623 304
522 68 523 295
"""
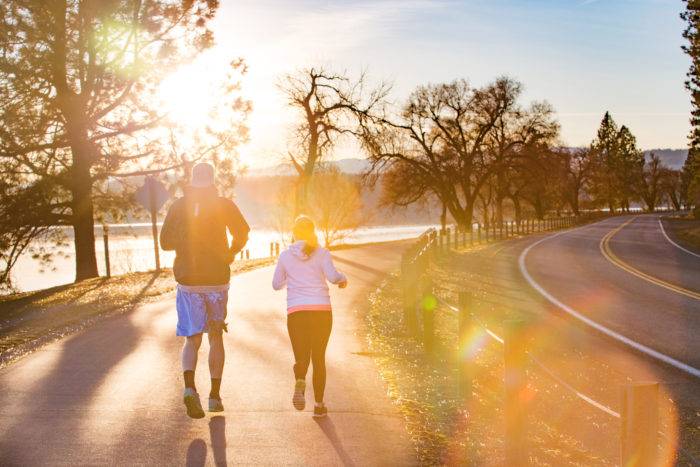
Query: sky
169 0 691 168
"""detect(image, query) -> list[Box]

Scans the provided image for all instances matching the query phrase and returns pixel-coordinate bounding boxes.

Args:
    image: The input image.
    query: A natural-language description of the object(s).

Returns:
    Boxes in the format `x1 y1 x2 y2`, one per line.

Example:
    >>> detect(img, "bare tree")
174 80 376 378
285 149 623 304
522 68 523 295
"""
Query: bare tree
279 67 389 213
556 147 594 216
660 167 683 211
360 77 558 229
639 153 664 212
307 167 364 247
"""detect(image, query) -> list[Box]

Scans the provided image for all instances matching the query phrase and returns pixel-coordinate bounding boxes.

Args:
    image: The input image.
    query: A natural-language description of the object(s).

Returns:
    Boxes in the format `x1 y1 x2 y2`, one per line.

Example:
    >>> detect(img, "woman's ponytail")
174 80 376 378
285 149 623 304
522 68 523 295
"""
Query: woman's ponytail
292 215 318 256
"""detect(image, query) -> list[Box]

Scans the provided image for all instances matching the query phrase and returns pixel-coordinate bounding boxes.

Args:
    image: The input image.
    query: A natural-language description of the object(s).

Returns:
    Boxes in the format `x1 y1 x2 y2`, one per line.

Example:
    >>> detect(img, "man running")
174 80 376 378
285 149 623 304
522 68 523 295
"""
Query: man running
160 162 250 419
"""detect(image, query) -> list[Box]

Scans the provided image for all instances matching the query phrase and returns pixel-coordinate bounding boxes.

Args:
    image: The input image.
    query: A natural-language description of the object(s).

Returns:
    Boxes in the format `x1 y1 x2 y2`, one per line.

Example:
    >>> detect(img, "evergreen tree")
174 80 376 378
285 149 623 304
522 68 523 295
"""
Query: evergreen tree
616 125 645 211
0 1 248 285
681 0 700 215
591 112 620 212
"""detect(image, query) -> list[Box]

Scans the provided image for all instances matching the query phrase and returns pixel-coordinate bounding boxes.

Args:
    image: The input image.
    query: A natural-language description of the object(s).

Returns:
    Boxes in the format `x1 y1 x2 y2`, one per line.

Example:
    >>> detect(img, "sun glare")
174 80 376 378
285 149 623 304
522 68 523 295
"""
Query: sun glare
157 65 219 129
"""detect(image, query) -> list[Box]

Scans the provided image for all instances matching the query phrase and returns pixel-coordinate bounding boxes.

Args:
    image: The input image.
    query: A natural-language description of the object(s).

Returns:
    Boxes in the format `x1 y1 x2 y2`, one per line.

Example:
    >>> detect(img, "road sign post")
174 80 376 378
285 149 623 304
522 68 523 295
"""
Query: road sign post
135 177 169 272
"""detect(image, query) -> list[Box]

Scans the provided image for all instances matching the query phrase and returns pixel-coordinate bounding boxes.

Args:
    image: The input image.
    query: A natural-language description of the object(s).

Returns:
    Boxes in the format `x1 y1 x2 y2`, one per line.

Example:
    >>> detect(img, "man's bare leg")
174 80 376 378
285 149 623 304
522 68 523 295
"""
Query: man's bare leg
182 333 203 385
182 333 205 418
208 322 225 410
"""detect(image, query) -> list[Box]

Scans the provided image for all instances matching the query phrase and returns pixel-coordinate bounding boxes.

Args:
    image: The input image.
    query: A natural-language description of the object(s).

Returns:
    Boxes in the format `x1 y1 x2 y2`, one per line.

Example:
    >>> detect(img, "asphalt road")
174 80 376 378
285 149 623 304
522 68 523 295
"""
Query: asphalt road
0 242 416 466
444 213 699 462
523 214 700 371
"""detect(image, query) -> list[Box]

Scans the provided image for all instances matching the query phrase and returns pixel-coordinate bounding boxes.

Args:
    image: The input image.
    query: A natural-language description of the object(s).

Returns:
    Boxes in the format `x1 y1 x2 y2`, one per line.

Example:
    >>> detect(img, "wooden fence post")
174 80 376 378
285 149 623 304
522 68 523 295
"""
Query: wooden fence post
458 292 472 399
621 382 659 467
432 231 439 259
504 320 528 466
102 224 111 278
401 256 418 336
422 276 435 354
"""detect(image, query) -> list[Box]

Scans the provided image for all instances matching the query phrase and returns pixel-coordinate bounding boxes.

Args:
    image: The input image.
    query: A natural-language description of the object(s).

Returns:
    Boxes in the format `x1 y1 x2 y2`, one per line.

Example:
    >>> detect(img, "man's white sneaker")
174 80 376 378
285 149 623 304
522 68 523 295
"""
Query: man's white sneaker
183 388 205 419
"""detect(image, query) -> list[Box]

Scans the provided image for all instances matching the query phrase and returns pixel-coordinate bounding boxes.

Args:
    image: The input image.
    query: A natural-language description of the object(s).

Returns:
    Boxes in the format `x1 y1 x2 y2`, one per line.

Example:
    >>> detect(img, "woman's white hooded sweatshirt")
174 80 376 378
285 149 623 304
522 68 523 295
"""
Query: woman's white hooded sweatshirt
272 241 347 314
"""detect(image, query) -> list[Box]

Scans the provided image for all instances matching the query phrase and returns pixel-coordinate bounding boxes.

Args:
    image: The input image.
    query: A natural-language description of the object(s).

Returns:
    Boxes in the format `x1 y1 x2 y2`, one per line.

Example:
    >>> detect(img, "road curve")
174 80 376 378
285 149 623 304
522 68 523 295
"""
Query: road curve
521 214 700 372
0 242 416 466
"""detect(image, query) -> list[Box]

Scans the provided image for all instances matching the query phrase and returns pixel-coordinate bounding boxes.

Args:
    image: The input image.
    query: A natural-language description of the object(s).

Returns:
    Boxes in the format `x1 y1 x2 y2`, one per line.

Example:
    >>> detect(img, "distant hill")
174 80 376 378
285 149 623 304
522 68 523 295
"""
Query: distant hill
245 158 371 177
247 150 688 177
644 149 687 169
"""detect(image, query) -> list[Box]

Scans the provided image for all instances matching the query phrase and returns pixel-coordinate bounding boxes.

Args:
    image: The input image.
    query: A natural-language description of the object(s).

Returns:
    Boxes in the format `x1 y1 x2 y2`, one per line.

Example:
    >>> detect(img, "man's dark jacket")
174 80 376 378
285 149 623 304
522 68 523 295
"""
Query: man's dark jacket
160 186 249 286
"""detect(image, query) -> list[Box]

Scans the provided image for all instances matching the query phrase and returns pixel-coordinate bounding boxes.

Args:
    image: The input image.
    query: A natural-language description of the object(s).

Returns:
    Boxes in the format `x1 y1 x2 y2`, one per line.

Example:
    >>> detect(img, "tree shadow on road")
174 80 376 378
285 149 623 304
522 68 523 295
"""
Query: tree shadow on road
0 274 160 464
331 256 387 280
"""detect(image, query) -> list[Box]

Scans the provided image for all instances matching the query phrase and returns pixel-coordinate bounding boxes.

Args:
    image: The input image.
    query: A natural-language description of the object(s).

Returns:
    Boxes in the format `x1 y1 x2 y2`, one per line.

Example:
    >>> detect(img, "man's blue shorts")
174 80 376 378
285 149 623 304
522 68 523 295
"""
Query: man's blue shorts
176 285 228 337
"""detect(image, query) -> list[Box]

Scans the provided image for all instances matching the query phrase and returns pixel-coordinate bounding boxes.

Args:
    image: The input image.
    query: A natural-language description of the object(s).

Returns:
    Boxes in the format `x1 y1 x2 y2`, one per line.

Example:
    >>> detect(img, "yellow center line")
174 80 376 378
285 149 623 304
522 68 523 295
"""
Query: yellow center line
599 217 700 301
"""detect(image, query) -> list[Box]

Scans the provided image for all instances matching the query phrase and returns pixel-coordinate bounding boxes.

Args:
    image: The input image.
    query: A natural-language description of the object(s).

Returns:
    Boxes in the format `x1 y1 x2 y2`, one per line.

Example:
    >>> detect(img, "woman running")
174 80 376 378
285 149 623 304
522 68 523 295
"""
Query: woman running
272 215 347 417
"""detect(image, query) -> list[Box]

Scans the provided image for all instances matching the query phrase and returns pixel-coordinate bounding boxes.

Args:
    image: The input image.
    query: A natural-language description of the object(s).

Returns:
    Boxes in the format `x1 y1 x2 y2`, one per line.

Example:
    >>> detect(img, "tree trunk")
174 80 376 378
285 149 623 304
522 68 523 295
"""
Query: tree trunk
295 173 309 215
608 199 615 214
533 197 545 220
71 153 98 281
570 196 580 216
669 192 681 211
512 197 522 223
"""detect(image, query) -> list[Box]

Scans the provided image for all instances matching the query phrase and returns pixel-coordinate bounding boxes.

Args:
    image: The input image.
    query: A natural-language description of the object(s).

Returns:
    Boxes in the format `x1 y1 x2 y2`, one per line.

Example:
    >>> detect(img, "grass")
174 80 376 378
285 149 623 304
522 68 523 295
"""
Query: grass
663 216 700 252
364 270 612 466
0 257 274 369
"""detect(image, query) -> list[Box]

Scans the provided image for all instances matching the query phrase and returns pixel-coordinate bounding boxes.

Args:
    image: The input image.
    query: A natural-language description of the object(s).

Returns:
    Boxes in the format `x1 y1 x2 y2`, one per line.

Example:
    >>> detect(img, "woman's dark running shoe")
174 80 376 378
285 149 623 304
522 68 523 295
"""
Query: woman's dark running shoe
183 388 205 419
292 379 306 410
313 403 327 418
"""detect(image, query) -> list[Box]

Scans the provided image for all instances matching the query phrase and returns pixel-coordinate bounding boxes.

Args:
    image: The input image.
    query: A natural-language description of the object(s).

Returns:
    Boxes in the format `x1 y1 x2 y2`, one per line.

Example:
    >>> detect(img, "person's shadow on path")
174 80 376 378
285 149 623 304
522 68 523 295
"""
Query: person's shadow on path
185 416 227 467
314 417 356 467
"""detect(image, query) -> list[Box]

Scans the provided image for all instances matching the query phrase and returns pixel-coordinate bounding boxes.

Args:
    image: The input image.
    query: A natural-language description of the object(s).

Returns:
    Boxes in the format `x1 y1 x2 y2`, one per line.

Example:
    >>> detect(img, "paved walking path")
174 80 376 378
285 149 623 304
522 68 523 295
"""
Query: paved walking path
0 242 416 466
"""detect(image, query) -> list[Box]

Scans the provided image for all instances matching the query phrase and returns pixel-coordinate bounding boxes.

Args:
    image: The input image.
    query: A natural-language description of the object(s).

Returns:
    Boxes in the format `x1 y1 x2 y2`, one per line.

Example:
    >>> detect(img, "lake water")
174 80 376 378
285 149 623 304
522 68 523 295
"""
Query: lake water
10 224 436 293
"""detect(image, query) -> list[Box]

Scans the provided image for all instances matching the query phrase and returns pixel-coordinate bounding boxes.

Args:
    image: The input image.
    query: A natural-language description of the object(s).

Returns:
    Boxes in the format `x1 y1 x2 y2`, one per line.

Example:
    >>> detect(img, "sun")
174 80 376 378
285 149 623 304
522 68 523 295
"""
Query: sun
157 63 219 129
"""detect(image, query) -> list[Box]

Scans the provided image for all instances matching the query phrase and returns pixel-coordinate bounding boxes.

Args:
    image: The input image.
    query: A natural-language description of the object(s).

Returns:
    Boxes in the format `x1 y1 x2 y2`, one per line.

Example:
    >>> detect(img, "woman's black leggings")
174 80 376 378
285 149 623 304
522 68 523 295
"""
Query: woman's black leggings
287 310 332 403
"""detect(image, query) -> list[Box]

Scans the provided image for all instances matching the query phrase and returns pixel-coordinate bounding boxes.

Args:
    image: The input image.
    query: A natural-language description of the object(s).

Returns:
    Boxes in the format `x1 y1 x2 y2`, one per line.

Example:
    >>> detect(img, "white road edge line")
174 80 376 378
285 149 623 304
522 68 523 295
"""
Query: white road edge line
658 218 700 259
518 223 700 379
